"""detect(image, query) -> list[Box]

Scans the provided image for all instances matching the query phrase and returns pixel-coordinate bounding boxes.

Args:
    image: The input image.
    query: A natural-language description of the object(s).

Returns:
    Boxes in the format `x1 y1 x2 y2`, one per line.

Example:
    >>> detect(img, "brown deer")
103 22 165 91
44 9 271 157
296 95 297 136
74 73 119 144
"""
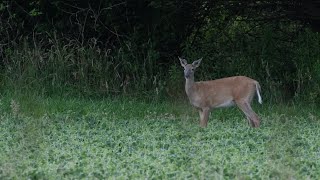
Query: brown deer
179 57 262 128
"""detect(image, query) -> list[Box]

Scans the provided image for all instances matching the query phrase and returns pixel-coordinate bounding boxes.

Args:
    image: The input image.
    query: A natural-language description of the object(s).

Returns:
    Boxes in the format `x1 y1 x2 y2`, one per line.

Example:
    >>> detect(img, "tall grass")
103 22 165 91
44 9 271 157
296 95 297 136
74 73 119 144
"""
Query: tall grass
1 27 320 102
1 35 165 98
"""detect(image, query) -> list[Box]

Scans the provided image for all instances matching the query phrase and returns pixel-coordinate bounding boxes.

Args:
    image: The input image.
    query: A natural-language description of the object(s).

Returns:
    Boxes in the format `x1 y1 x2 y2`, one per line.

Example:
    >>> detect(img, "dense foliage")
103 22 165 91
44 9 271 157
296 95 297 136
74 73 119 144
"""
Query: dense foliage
1 0 320 101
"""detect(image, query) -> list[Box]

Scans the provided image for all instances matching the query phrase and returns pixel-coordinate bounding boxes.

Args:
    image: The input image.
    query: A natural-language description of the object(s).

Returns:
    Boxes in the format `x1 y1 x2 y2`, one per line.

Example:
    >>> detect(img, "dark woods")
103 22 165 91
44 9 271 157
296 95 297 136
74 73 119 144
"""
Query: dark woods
1 0 320 102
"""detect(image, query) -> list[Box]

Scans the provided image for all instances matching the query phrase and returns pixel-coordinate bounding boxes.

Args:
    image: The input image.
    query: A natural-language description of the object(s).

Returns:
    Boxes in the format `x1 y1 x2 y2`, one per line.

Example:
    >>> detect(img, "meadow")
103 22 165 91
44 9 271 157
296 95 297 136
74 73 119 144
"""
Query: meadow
0 93 319 179
1 1 320 179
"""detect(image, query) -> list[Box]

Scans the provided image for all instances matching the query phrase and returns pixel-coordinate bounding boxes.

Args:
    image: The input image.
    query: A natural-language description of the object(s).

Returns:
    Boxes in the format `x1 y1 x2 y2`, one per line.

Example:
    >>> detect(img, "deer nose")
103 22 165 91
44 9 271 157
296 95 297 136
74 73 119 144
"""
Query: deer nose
184 70 192 78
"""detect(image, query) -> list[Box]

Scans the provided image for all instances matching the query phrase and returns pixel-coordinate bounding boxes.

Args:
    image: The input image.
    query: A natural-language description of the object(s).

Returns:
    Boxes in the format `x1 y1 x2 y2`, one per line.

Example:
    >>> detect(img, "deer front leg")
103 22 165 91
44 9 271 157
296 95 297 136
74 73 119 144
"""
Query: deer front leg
199 108 210 127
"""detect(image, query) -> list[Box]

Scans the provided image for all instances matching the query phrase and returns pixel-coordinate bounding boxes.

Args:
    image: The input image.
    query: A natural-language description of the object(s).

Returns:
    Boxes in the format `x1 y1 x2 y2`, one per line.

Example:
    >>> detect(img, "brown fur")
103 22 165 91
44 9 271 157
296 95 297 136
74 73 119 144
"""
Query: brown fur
179 57 262 128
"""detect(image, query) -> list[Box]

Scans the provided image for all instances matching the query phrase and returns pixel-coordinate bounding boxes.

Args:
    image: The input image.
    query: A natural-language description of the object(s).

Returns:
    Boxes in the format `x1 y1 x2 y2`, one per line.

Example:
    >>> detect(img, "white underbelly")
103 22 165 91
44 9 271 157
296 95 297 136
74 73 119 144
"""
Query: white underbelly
215 100 235 108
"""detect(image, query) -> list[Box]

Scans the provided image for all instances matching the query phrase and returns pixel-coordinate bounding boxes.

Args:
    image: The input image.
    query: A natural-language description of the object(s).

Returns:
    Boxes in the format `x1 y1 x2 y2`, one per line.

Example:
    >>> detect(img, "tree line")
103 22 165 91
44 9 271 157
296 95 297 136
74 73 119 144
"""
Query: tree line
1 0 320 101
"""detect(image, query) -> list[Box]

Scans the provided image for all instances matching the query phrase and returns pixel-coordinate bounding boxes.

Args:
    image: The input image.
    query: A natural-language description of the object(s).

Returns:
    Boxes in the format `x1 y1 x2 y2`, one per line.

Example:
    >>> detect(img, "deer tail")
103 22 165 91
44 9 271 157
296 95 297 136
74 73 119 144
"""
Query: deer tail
255 82 262 104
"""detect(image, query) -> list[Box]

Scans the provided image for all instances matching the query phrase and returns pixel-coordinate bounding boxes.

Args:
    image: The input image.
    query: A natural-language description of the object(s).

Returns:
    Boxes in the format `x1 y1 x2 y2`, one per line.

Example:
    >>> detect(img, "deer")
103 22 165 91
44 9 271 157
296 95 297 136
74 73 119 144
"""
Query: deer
179 57 262 128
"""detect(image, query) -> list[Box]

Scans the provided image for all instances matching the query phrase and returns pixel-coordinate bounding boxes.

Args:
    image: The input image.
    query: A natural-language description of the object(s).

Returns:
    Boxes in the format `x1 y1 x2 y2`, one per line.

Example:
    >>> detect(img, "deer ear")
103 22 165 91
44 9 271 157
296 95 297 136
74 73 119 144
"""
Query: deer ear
178 57 187 67
192 58 202 68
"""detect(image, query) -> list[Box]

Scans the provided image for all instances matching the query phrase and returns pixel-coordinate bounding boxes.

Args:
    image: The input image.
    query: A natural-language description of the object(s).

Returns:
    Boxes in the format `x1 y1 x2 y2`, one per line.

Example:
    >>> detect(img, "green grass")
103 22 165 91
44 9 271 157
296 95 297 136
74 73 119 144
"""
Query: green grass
0 94 319 179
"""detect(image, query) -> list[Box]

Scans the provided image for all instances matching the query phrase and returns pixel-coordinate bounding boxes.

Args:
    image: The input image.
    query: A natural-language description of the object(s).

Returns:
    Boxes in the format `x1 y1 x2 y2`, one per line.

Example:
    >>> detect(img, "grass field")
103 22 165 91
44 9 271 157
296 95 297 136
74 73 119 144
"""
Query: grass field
0 94 319 179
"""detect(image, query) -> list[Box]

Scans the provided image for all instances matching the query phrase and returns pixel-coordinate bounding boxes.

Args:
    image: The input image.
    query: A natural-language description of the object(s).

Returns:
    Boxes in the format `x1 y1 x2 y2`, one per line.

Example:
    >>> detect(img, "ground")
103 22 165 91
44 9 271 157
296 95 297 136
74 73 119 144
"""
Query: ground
0 95 319 179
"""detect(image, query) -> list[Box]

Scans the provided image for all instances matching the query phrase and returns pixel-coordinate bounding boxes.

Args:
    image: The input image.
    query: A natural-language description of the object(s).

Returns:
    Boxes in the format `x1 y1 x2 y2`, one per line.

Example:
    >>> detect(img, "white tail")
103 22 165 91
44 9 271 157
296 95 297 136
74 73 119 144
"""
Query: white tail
255 83 262 104
179 57 262 128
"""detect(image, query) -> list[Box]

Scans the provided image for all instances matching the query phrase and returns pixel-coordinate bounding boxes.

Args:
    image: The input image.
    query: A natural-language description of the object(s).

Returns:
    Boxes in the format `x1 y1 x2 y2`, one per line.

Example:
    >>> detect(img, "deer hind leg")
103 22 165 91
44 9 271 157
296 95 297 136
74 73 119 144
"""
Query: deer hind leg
246 117 255 127
236 101 260 128
199 108 210 128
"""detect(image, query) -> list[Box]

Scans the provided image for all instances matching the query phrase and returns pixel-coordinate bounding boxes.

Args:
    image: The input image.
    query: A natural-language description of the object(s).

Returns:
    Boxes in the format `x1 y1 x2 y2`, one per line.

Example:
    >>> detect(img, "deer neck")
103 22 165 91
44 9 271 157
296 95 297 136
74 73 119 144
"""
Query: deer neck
185 77 195 96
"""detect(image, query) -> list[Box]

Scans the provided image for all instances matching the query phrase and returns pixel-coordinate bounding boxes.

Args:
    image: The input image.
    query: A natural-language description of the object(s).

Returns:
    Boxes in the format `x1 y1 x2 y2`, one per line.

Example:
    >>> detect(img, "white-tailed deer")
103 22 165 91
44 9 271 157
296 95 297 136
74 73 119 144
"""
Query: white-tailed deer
179 57 262 128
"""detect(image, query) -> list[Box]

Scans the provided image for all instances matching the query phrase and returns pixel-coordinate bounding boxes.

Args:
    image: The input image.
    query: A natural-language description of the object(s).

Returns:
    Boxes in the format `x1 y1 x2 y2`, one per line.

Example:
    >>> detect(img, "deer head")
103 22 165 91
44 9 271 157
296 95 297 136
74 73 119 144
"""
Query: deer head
178 57 202 79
